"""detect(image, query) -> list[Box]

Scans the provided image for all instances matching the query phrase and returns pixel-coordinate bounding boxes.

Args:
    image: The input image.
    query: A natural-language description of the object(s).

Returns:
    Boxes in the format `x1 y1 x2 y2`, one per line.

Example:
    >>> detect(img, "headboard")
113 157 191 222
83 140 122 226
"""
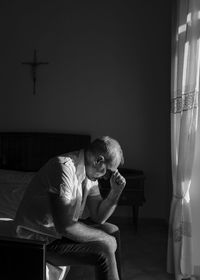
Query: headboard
0 132 91 172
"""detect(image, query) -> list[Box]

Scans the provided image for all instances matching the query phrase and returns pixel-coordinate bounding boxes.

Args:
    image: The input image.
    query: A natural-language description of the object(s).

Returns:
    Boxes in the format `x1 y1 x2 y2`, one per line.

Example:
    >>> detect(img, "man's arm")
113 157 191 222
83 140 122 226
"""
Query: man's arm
49 193 115 243
87 170 126 224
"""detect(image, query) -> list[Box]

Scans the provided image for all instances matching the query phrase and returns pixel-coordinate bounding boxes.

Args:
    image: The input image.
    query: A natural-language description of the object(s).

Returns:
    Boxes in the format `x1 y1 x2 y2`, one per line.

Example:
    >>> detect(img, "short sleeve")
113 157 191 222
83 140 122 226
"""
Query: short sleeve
47 158 75 202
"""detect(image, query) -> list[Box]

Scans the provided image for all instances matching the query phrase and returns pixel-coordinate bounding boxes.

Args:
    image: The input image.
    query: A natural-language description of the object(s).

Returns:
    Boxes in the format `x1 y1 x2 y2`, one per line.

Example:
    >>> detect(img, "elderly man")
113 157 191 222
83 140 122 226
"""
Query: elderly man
15 136 126 280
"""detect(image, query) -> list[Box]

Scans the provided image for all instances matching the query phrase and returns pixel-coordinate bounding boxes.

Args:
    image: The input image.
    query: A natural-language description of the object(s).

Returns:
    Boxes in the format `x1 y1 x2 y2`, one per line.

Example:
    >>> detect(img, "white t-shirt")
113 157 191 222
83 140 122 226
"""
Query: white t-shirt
15 150 100 242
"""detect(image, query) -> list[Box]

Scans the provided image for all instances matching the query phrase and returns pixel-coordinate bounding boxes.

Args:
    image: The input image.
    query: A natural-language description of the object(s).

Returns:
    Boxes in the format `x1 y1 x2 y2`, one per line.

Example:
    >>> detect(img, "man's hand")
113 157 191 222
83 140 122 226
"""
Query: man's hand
110 170 126 192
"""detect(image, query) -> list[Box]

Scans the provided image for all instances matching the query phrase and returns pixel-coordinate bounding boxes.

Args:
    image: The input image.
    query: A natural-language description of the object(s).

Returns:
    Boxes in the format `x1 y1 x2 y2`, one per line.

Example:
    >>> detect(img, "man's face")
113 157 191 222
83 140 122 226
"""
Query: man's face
85 155 118 181
85 161 107 181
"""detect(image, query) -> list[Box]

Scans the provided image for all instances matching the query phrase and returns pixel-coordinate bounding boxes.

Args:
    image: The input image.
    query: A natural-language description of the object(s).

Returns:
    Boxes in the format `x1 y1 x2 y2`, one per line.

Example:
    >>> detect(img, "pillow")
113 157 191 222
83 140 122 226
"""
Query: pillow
0 169 35 219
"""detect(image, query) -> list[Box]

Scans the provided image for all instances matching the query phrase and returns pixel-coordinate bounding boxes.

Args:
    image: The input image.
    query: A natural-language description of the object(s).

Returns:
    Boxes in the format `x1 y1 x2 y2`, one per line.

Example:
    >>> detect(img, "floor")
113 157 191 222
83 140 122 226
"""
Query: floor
66 218 175 280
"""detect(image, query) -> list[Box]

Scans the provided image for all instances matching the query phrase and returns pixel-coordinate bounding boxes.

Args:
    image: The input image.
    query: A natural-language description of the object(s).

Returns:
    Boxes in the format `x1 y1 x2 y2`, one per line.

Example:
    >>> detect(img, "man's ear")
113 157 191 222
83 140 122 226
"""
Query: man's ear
95 155 105 166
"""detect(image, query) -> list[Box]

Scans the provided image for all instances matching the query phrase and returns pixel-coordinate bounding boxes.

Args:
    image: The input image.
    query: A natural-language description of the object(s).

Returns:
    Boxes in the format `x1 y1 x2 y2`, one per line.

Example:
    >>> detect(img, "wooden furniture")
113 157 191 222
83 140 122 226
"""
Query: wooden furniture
0 132 91 171
99 168 146 231
0 235 46 280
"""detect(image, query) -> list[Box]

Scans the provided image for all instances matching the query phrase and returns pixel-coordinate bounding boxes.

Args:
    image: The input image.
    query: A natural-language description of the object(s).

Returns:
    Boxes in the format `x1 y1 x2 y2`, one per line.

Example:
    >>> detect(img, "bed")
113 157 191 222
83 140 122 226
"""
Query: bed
0 132 91 280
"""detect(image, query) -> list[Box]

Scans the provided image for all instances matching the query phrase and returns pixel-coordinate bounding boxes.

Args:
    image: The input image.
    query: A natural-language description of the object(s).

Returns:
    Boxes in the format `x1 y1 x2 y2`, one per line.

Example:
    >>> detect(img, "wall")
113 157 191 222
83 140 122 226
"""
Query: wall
0 1 171 220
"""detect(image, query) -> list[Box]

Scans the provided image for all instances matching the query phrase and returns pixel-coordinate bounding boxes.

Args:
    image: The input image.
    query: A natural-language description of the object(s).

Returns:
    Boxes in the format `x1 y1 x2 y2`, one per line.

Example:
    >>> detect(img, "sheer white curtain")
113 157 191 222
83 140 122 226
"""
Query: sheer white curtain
167 0 200 279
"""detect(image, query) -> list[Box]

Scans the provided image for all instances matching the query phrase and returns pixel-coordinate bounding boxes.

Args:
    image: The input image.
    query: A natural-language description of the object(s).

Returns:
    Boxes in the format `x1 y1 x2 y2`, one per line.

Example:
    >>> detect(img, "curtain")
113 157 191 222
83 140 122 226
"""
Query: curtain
167 0 200 279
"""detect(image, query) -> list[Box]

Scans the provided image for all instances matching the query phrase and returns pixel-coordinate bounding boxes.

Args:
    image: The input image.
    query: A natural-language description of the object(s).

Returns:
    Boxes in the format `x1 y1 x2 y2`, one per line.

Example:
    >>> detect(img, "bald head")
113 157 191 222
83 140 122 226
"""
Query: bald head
86 136 124 170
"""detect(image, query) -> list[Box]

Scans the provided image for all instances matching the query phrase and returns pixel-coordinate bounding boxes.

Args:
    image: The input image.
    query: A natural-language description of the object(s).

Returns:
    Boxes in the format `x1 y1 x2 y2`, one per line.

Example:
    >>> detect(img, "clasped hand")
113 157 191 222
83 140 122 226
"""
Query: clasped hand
110 170 126 191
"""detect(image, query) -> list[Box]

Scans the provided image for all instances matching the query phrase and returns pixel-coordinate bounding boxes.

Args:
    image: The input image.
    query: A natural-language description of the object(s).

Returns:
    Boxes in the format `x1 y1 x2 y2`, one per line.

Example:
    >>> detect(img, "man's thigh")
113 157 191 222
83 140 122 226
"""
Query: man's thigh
46 221 118 266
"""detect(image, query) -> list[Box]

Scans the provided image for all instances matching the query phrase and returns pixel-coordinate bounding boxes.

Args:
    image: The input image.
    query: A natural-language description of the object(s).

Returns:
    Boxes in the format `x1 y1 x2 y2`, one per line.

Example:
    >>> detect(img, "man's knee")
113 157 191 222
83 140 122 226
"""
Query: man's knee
99 222 119 236
97 234 117 255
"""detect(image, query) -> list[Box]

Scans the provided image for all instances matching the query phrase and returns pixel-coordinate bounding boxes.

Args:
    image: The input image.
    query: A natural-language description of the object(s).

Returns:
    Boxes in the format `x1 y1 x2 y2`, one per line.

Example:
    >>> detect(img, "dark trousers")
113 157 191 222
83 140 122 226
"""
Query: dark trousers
46 222 122 280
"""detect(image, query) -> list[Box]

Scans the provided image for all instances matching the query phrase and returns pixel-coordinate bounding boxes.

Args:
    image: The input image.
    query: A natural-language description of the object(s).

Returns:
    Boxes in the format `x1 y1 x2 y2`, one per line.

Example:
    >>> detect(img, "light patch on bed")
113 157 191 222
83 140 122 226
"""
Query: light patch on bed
0 218 13 221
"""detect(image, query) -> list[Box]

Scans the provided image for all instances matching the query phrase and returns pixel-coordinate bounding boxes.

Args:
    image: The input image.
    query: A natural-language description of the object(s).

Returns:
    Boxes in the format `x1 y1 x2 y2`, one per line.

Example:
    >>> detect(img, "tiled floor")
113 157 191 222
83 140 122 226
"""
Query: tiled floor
66 218 175 280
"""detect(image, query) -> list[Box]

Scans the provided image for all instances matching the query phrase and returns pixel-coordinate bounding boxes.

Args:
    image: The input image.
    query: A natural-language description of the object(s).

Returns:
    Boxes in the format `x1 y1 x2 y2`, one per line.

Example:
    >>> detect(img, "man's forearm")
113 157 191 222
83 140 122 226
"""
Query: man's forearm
96 188 123 224
95 170 126 224
62 221 112 242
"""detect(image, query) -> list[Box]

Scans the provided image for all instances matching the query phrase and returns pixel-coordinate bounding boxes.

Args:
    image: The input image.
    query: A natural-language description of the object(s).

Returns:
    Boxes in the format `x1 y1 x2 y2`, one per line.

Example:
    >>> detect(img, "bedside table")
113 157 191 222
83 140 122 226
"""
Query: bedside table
99 168 146 231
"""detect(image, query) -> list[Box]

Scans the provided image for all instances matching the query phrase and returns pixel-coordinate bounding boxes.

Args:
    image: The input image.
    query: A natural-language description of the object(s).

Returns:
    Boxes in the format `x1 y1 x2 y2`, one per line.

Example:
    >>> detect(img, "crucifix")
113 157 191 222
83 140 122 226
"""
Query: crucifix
22 49 49 95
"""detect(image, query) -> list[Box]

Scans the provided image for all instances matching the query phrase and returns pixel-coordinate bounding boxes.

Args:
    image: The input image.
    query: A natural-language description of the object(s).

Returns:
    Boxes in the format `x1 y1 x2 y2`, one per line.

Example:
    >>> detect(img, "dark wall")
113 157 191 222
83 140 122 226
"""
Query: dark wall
0 1 172 220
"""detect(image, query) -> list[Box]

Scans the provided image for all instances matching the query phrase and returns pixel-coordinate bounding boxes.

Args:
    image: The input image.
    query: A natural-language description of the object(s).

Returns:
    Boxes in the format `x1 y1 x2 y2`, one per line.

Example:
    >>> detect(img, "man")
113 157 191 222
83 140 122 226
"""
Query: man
15 136 126 280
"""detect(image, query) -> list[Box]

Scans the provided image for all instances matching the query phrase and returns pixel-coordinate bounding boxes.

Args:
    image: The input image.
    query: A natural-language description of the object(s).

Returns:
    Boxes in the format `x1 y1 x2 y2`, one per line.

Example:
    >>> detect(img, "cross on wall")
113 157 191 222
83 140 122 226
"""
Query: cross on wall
22 49 49 95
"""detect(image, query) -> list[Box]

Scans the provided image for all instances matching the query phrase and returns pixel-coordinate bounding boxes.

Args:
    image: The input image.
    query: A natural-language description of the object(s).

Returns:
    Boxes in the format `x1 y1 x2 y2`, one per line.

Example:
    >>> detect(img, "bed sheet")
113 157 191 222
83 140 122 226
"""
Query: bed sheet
0 169 35 219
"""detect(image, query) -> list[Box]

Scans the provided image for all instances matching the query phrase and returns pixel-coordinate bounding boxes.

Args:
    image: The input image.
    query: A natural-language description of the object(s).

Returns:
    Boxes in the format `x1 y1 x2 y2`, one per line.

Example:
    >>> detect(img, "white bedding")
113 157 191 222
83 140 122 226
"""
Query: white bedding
0 169 35 219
